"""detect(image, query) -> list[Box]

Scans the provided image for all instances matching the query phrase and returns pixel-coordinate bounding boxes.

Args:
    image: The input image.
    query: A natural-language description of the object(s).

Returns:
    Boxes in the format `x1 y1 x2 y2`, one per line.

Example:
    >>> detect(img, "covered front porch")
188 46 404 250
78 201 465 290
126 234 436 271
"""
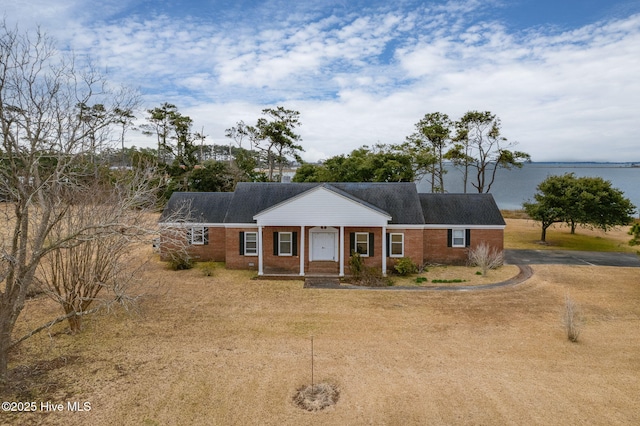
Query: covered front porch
257 225 387 278
252 184 393 278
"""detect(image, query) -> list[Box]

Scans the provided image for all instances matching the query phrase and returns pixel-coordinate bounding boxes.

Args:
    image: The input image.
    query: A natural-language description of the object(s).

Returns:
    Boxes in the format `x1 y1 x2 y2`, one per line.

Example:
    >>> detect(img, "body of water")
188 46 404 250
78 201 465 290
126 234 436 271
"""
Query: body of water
417 162 640 215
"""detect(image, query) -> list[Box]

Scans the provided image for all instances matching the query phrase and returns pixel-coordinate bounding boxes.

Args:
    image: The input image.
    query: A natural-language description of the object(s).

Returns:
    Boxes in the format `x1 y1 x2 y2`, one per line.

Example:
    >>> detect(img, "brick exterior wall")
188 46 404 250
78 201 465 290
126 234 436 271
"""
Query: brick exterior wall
423 228 504 265
263 226 302 274
190 226 225 261
160 224 504 273
343 227 383 272
159 226 225 262
225 227 259 270
472 229 504 252
386 228 424 272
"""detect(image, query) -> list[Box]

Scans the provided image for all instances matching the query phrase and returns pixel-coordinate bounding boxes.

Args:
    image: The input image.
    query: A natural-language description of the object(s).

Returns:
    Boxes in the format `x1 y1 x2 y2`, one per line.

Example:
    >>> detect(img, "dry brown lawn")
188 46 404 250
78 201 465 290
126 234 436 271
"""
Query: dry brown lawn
504 217 638 252
2 219 640 425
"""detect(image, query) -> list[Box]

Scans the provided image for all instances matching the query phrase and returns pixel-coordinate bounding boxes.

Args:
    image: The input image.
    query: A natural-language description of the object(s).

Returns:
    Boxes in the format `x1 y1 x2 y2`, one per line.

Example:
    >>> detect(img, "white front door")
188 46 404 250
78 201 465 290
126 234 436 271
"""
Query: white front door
311 232 336 261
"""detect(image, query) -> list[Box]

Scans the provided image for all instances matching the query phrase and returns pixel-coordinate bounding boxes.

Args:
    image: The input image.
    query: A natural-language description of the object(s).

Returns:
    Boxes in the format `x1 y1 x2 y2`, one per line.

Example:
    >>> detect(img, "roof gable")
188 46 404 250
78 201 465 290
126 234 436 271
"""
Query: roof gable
254 184 392 226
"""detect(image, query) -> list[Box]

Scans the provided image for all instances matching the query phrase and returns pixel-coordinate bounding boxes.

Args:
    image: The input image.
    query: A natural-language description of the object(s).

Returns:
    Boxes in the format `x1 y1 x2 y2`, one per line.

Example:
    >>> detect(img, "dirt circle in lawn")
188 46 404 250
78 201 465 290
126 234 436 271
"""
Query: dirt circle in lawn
293 382 340 411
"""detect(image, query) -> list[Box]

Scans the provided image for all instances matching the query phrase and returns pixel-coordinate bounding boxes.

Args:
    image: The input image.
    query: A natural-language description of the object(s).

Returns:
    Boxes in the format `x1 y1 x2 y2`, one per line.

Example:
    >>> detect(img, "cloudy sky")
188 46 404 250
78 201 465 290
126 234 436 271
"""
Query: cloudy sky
3 0 640 162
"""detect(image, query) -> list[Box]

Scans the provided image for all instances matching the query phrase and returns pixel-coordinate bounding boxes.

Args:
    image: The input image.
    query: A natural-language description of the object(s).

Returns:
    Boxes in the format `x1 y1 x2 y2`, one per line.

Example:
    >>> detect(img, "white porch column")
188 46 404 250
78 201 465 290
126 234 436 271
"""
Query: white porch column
299 225 305 276
382 226 387 277
339 226 345 277
258 225 264 276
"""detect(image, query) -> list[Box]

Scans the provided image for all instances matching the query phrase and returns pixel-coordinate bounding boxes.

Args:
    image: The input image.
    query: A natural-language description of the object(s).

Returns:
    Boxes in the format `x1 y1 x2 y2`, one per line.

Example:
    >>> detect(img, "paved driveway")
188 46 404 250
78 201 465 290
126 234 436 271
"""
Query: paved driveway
505 249 640 267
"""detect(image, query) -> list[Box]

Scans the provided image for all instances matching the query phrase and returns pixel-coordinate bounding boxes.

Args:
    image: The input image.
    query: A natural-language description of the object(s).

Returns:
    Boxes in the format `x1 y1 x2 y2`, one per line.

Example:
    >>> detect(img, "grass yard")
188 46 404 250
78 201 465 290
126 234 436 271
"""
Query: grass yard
1 218 639 425
504 216 638 252
391 264 520 287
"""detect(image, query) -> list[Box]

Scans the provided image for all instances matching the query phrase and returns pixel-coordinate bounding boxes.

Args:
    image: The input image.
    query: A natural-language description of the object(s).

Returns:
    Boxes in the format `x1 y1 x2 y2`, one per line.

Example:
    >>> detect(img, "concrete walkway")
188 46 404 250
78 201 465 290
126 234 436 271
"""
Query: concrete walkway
304 249 640 291
304 264 534 291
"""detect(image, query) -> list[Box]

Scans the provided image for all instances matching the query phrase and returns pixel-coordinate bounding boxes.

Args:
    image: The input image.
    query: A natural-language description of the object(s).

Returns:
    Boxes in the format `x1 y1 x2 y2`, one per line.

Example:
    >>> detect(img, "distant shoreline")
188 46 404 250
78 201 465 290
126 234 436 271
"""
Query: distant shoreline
426 162 640 211
439 161 640 167
527 162 640 168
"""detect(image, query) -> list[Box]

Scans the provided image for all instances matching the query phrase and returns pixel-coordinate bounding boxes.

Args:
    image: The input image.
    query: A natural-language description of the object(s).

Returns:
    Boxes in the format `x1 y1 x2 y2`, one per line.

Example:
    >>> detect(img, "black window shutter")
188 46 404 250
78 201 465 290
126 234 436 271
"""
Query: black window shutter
447 229 452 247
187 228 192 245
239 232 245 255
349 233 355 255
465 229 471 247
292 232 298 256
204 227 209 245
273 232 279 255
369 233 374 256
386 233 390 257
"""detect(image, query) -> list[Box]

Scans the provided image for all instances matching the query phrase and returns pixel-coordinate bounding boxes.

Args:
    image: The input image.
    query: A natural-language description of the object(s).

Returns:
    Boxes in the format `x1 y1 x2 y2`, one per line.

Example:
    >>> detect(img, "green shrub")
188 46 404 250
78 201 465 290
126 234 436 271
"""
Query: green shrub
629 223 640 246
415 277 428 284
167 251 194 271
357 266 392 287
349 252 364 280
393 257 418 276
347 254 390 286
198 262 217 276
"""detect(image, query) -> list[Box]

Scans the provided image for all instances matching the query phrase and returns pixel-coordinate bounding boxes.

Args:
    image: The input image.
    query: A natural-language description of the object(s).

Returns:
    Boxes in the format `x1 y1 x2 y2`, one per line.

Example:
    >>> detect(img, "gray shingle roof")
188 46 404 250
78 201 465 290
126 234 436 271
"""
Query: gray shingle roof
222 182 424 224
160 192 234 223
160 183 505 226
419 193 505 225
328 182 425 224
223 182 319 223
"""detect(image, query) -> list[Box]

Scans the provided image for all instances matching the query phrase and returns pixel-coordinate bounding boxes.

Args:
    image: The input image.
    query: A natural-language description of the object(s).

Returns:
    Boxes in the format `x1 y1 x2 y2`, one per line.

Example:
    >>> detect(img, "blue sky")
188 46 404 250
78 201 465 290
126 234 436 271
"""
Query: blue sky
3 0 640 162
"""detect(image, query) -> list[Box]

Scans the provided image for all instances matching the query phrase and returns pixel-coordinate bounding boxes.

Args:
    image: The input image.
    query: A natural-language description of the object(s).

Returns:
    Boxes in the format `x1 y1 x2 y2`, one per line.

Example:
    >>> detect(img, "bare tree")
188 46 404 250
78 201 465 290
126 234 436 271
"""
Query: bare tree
35 175 158 333
467 242 503 276
563 294 582 342
156 197 204 270
0 22 140 382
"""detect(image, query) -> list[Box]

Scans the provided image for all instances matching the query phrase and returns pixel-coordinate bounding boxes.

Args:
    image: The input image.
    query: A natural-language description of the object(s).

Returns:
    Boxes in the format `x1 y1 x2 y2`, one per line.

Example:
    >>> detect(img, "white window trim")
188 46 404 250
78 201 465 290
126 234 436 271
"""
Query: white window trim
355 232 369 257
245 231 258 256
278 232 293 256
389 233 404 257
191 226 206 245
452 229 466 248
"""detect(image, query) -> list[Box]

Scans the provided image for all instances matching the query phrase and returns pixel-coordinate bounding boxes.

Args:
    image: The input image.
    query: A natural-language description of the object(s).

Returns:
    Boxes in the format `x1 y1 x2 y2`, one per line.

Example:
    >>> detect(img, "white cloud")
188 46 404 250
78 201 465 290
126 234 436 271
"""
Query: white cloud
3 1 640 162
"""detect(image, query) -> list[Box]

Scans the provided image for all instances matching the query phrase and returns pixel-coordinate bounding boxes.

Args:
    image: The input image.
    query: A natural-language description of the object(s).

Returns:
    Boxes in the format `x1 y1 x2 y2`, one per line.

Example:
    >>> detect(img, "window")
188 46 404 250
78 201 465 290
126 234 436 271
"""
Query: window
278 232 292 256
350 232 374 257
189 226 207 245
355 232 369 256
244 232 258 255
389 233 404 257
452 229 465 247
273 231 297 256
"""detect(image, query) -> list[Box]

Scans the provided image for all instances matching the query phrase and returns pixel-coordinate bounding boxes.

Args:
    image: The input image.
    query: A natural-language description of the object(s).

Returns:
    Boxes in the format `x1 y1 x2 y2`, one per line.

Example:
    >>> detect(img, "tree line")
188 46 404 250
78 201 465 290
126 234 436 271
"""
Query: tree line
136 104 304 197
293 111 531 193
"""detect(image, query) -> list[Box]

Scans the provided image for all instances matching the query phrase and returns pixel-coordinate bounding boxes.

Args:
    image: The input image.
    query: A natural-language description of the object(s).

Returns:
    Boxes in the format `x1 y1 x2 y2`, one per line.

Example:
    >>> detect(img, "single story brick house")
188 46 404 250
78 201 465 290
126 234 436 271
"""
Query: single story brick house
158 182 505 276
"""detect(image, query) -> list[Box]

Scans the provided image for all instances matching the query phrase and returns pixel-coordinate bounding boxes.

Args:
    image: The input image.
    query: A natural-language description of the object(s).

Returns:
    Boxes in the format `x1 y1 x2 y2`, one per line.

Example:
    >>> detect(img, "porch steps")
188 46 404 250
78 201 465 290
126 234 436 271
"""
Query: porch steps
307 261 339 275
